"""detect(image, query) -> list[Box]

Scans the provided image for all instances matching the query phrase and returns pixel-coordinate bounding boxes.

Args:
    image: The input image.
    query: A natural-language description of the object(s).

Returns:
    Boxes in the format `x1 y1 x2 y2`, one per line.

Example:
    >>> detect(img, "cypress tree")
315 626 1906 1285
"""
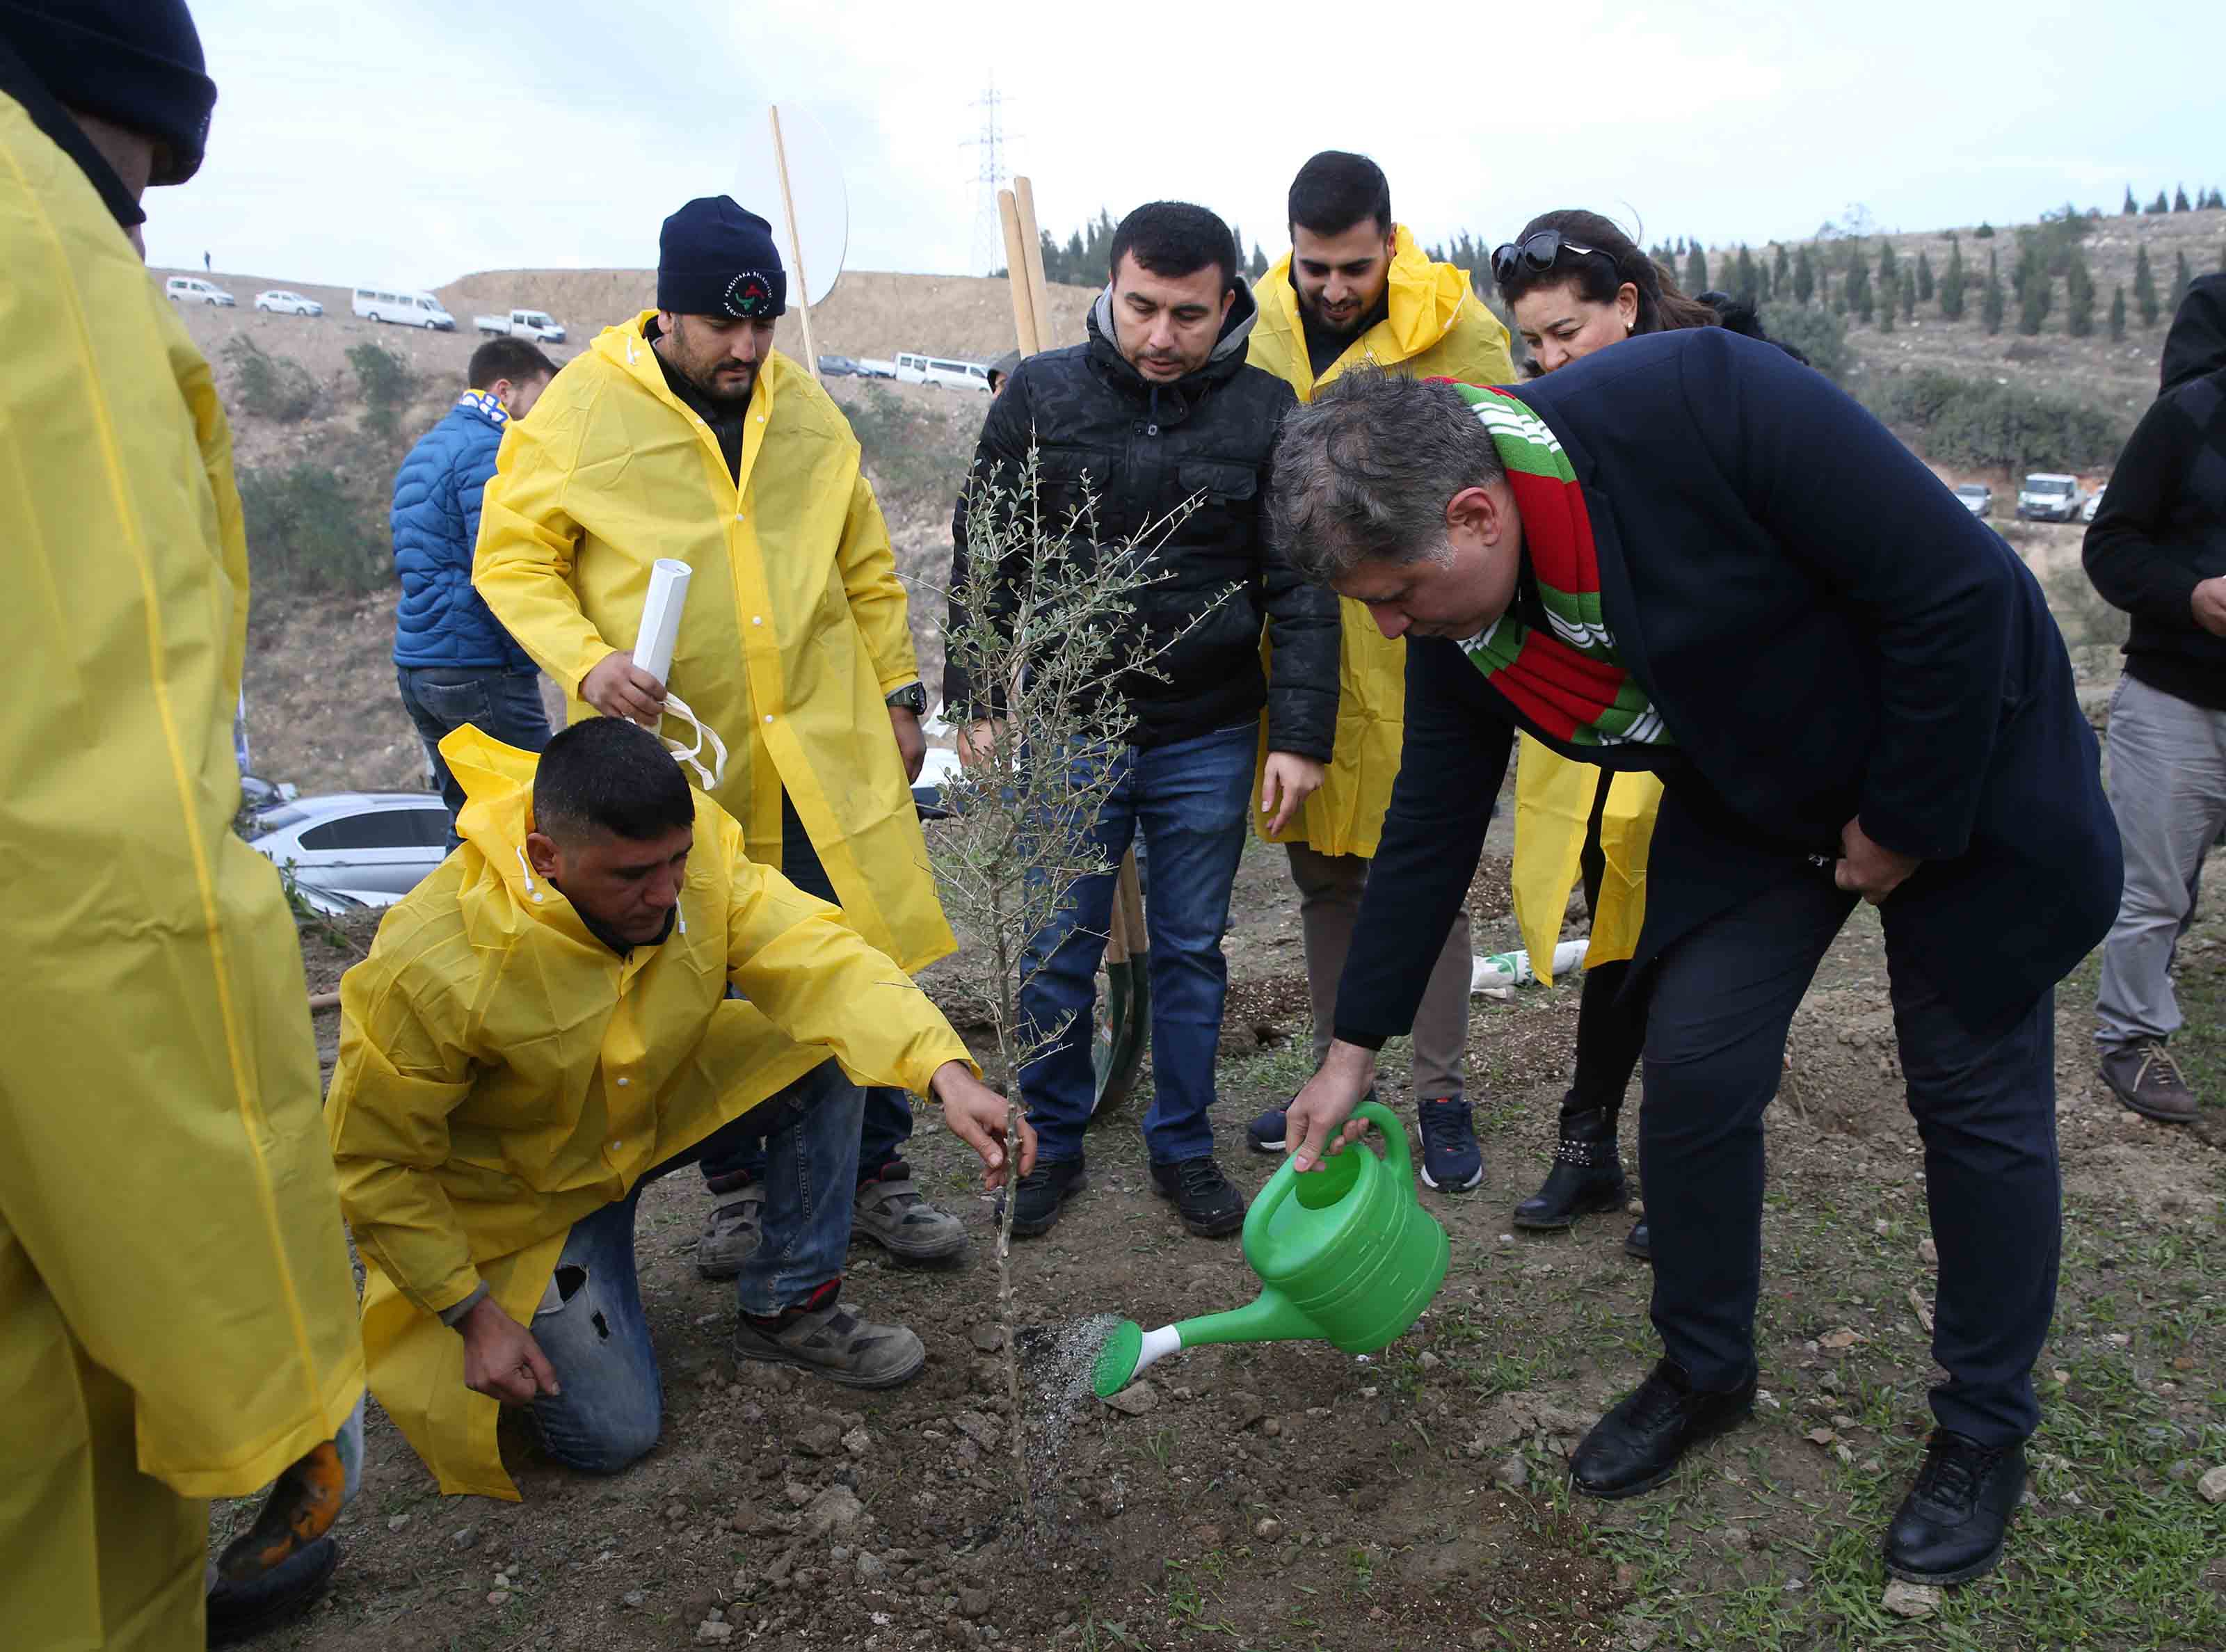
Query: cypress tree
1685 243 1709 292
2017 270 2048 335
2174 184 2193 212
1878 239 1899 291
1773 243 1791 289
1249 241 1268 280
1916 249 1935 303
1940 238 1967 319
2109 284 2127 341
1879 281 1896 332
1733 245 1758 303
1846 256 1873 321
2170 250 2193 314
2134 246 2160 324
2123 184 2139 216
1756 259 1772 303
2147 189 2170 214
1900 266 1916 321
1982 249 2004 335
2065 255 2095 337
1793 244 1815 305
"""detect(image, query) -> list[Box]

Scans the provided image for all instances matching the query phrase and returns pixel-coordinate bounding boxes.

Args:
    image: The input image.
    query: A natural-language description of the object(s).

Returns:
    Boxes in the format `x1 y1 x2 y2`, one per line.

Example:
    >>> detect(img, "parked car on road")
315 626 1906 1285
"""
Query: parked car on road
1953 483 1993 518
255 289 323 316
354 286 456 330
895 351 991 392
166 275 234 306
817 353 862 376
2015 472 2085 522
246 792 451 915
474 307 566 342
2082 484 2106 524
854 357 896 379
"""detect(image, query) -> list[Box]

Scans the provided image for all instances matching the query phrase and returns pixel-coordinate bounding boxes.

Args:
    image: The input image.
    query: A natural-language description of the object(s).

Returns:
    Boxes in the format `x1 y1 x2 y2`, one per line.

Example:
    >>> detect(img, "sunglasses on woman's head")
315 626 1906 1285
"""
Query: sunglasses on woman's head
1491 231 1606 287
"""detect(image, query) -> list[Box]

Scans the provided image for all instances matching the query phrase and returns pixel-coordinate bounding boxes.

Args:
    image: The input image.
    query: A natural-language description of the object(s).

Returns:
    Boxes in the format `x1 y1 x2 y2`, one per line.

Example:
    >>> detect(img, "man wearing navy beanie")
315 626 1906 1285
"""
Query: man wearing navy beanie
2 1 371 1645
475 196 969 1383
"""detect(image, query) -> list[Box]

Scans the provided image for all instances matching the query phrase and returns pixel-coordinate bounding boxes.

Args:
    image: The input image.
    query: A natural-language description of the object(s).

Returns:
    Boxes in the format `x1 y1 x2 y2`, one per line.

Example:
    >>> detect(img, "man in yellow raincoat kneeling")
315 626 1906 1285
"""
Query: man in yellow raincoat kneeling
327 720 1030 1500
1242 152 1516 1192
1 6 365 1644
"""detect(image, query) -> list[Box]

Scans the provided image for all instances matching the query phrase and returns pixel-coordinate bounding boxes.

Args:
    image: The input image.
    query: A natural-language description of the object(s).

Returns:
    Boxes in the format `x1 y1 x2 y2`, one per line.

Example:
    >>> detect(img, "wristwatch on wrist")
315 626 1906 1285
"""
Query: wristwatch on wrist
885 682 927 715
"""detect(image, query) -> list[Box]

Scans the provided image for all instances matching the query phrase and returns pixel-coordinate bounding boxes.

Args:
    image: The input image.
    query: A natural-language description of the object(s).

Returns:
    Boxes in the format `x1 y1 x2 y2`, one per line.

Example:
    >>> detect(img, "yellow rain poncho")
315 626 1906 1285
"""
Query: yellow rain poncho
327 728 974 1500
1247 227 1516 857
1510 755 1663 979
1 95 363 1648
475 316 954 973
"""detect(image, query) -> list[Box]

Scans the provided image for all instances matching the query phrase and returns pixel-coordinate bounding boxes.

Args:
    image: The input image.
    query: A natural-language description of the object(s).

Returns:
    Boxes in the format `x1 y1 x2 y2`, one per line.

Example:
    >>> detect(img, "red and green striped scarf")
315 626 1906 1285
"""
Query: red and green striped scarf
1446 382 1671 748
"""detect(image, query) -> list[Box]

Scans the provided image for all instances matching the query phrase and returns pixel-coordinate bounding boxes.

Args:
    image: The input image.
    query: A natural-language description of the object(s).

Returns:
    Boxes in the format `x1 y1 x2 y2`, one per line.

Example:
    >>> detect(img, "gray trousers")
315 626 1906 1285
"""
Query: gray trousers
1287 840 1471 1099
2095 673 2226 1050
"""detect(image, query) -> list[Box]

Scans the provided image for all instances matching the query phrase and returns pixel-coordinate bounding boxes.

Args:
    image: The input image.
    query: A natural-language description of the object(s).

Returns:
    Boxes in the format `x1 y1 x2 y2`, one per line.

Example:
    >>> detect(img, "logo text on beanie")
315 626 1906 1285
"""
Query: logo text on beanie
723 273 777 319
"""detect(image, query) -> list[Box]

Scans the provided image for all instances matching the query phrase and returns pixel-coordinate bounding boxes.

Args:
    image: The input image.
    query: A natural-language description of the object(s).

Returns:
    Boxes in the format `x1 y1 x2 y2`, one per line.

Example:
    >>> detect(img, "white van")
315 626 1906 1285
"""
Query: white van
166 275 235 306
353 287 456 330
894 351 991 392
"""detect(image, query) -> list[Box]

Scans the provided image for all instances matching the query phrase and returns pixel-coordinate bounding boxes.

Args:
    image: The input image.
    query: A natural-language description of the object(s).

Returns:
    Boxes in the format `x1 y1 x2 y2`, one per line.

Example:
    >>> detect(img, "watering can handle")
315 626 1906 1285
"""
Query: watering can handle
1245 1098 1406 1243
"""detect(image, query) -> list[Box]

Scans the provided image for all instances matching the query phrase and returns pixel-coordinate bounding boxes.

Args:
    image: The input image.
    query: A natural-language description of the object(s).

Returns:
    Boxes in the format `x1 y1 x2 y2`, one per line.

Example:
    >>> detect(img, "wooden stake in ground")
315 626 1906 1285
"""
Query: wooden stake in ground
998 187 1040 355
1014 175 1057 351
769 104 819 383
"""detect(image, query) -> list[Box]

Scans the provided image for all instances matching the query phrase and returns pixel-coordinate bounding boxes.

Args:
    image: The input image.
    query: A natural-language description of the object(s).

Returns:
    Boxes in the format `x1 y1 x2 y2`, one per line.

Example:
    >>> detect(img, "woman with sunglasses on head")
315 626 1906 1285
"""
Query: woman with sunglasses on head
1489 210 1800 1258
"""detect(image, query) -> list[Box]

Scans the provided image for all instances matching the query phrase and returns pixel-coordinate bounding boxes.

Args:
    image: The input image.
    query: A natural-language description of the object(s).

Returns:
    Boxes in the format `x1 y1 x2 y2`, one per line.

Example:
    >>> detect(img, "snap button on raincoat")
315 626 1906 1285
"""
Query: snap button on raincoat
473 316 954 974
1 93 364 1648
326 728 975 1500
1247 228 1517 858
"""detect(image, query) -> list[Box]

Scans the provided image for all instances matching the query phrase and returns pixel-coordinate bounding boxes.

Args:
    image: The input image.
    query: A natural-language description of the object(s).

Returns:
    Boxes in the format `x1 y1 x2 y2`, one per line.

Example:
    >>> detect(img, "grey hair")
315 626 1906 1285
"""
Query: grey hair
1267 367 1505 585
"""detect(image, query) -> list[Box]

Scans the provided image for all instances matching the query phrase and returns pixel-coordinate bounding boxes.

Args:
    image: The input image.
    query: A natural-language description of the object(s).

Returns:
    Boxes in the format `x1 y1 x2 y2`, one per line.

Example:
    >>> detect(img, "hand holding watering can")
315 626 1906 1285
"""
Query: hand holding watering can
1283 1040 1384 1173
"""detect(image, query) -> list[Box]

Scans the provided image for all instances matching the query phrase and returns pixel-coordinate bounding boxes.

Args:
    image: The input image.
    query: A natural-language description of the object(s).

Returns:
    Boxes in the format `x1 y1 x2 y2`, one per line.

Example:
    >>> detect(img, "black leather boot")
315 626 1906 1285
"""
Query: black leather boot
1513 1104 1627 1230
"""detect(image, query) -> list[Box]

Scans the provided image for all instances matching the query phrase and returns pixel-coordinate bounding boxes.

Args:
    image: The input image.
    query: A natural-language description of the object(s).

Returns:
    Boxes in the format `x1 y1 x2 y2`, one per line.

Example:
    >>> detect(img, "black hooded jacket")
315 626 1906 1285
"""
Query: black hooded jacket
2083 273 2226 709
943 282 1339 755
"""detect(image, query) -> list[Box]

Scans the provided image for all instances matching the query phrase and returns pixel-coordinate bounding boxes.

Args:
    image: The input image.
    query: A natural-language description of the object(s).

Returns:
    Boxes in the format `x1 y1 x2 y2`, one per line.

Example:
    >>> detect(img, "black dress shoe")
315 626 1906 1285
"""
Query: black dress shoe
1883 1430 2026 1584
1571 1359 1756 1499
1513 1106 1627 1230
996 1156 1087 1237
1150 1155 1247 1237
1623 1217 1651 1260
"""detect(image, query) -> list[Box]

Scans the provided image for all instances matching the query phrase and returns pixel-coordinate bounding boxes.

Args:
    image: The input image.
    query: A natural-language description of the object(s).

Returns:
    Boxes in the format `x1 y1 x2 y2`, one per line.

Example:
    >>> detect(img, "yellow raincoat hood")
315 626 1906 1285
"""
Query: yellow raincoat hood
328 727 972 1499
475 315 954 973
1247 228 1516 857
3 88 363 1646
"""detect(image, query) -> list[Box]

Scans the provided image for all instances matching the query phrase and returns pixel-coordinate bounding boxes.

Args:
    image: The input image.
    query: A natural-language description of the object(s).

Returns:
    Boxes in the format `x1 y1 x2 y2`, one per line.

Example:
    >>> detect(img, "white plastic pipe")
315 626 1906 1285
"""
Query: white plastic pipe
1471 938 1591 993
633 559 692 684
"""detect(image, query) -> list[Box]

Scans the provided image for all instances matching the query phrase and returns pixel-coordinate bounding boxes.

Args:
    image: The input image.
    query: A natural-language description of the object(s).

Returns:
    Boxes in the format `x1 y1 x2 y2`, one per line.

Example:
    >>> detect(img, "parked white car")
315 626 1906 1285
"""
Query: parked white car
474 307 566 343
353 286 456 330
2015 472 2085 522
246 792 451 915
895 351 991 392
166 275 234 306
255 289 323 316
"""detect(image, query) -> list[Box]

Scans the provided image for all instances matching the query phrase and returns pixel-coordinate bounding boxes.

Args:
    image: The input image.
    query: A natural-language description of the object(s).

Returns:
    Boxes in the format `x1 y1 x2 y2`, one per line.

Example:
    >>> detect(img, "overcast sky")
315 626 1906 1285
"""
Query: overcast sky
150 0 2223 291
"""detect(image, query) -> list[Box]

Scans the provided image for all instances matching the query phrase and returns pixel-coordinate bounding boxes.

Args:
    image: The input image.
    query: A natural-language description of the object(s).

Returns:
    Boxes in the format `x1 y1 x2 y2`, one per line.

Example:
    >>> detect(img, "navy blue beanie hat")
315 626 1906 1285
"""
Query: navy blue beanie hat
0 0 216 185
658 197 787 320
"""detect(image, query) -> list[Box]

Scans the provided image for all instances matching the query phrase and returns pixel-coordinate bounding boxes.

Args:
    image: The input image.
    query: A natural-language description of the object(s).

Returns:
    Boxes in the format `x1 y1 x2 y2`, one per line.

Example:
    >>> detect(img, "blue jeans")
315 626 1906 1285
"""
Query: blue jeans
700 792 913 1191
1642 869 2058 1445
527 1061 863 1474
396 665 552 842
1018 721 1256 1165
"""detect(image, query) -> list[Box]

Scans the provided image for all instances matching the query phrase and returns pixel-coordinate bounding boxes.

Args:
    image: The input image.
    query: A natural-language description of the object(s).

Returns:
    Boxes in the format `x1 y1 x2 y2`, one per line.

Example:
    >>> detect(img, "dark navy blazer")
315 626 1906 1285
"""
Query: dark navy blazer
1336 328 2122 1040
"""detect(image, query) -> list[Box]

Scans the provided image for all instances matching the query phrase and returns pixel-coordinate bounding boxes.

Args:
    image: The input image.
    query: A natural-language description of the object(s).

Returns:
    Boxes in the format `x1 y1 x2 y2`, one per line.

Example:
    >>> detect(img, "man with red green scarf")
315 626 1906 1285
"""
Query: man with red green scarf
1263 341 2120 1592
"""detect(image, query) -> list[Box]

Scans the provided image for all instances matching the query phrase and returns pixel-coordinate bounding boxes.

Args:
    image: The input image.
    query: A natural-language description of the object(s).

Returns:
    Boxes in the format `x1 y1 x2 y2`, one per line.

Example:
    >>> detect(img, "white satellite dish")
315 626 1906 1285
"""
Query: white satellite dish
732 102 847 310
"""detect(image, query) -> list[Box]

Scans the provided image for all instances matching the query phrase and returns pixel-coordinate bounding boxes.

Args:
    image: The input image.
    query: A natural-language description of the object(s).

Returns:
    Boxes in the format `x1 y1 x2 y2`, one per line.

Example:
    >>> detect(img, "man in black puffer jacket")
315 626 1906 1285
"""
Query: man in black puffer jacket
945 201 1339 1240
2084 273 2226 1123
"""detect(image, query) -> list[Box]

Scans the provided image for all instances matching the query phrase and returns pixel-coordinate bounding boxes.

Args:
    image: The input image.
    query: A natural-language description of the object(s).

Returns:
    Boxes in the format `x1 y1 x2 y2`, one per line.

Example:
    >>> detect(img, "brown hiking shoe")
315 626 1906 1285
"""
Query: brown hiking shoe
733 1284 926 1389
2099 1038 2198 1122
696 1182 764 1280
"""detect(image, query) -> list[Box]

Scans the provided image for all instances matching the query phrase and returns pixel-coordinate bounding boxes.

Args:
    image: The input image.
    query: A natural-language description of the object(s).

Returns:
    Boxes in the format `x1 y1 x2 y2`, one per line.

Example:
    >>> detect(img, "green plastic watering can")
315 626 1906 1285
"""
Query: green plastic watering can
1092 1100 1450 1397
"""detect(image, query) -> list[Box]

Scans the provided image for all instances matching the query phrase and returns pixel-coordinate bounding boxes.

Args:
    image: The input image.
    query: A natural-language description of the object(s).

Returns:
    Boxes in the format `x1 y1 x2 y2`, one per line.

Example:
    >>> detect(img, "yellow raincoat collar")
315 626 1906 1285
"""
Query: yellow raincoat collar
593 310 778 492
1252 225 1478 391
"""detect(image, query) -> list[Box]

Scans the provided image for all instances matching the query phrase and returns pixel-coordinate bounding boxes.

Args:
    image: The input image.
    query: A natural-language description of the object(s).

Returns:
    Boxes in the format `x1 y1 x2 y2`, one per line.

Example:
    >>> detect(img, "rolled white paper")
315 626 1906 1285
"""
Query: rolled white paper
632 559 692 685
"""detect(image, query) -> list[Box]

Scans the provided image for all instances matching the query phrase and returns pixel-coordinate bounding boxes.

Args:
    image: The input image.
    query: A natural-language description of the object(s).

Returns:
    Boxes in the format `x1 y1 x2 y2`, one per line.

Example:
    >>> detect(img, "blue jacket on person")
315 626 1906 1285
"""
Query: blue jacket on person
391 393 536 671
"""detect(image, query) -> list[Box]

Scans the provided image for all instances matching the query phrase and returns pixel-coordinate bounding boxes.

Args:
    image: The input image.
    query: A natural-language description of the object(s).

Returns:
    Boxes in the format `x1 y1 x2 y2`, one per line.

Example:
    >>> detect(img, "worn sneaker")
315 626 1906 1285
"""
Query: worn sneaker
1416 1097 1484 1192
995 1156 1089 1238
852 1160 967 1263
1149 1156 1247 1237
732 1280 926 1389
696 1180 765 1281
2099 1038 2197 1122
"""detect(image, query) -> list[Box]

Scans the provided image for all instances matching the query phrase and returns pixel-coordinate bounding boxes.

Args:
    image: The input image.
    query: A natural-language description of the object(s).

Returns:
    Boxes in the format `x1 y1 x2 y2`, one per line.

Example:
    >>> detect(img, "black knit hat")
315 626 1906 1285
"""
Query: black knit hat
0 0 216 185
658 196 787 320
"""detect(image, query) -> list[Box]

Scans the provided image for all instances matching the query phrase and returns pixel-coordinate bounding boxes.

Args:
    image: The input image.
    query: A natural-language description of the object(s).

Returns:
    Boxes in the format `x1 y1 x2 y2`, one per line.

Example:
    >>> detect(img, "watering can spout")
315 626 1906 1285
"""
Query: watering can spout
1171 1288 1321 1354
